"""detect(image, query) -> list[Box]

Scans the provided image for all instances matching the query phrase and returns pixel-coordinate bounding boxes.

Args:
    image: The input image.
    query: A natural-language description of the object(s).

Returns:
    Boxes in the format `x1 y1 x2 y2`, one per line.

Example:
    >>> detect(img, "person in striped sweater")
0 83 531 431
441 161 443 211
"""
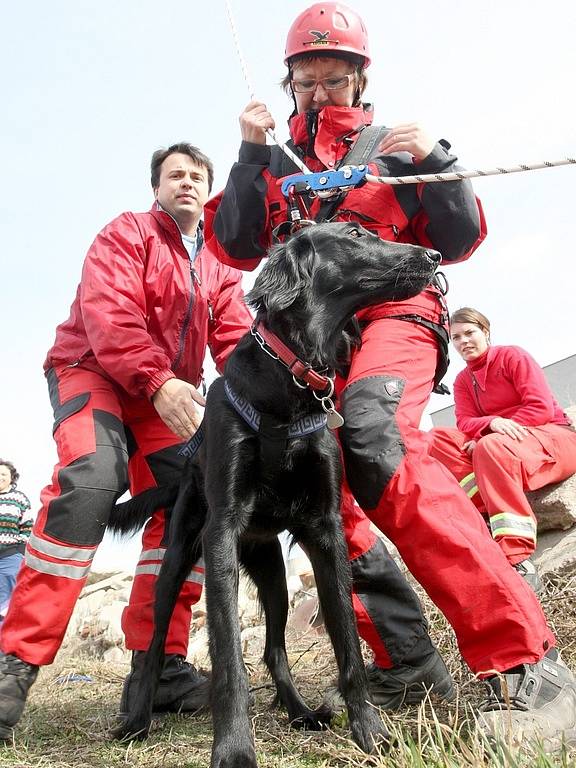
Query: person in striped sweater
0 461 32 621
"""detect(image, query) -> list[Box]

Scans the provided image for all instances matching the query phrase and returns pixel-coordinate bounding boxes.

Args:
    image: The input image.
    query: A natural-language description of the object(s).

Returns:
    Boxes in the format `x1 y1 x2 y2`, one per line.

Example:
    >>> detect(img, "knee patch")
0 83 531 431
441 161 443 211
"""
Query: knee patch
340 375 406 510
45 410 129 546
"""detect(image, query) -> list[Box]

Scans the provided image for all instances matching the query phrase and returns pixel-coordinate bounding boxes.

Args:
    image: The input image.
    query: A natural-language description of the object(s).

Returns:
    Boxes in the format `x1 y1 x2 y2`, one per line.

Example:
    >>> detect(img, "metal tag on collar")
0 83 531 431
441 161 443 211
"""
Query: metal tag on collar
280 166 369 199
326 406 345 430
313 378 344 430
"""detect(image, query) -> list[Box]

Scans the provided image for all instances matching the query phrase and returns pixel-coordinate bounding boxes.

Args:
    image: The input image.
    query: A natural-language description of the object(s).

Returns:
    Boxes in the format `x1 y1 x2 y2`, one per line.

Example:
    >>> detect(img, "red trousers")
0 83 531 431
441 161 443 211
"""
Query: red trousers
429 424 576 563
0 364 202 666
339 319 555 675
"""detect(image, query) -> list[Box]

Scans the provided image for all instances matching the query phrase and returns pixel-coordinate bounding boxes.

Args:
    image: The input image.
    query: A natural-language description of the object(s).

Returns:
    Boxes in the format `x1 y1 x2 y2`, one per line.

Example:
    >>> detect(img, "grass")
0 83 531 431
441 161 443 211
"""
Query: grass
1 572 575 767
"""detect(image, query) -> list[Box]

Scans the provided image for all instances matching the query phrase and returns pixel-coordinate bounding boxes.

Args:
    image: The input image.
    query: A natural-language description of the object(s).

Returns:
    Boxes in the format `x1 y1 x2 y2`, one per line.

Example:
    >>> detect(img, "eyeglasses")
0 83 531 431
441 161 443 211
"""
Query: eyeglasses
290 73 355 93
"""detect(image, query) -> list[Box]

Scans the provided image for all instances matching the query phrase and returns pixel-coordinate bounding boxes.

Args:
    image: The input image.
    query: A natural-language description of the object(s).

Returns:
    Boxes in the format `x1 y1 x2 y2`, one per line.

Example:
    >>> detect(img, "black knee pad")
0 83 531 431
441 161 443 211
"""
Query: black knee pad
350 536 430 662
45 410 129 546
340 375 406 510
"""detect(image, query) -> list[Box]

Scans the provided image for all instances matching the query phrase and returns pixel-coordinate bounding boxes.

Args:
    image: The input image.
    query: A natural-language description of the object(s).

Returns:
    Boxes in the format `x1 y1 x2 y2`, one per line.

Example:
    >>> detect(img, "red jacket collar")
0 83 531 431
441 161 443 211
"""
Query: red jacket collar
149 203 204 250
288 104 374 169
150 203 181 238
467 347 493 390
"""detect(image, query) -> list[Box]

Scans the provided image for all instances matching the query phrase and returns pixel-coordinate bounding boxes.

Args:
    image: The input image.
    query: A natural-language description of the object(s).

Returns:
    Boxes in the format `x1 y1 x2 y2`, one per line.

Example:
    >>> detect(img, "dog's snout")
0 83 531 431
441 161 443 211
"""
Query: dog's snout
424 249 441 266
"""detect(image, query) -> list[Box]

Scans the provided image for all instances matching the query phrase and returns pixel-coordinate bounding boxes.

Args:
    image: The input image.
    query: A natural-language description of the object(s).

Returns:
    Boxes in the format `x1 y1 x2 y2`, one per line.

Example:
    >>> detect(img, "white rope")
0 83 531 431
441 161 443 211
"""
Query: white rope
224 2 575 188
224 0 312 175
365 157 576 185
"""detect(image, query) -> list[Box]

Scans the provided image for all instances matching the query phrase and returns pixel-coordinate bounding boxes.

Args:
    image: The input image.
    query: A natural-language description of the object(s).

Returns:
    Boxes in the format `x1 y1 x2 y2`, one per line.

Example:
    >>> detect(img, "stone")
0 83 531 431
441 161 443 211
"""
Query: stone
534 526 576 578
103 646 130 664
187 626 210 668
527 473 576 532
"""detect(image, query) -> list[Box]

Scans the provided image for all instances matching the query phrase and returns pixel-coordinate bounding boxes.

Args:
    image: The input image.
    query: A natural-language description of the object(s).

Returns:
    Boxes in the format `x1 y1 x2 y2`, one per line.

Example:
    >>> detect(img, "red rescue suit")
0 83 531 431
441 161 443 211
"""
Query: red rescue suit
0 207 252 666
429 346 576 563
205 105 557 674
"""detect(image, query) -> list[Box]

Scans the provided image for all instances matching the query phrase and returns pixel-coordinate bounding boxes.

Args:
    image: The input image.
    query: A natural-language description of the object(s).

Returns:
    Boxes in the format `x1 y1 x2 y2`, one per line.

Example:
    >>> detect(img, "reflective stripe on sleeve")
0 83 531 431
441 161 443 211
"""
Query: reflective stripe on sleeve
459 471 479 499
490 512 537 541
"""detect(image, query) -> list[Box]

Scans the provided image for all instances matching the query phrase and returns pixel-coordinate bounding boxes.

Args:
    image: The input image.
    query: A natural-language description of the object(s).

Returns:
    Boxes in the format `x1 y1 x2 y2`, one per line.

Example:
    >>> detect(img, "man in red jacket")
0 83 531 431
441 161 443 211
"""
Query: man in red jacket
0 143 253 739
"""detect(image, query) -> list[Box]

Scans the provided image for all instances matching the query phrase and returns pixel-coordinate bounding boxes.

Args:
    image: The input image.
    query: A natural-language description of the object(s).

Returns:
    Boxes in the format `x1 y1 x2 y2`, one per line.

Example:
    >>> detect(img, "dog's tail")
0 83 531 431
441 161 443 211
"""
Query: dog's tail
108 485 179 536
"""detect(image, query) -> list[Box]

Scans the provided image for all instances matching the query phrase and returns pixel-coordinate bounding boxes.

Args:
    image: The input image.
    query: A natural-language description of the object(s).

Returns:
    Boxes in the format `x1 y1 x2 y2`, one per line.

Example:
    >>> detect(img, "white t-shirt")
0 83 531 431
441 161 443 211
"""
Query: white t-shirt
181 233 199 262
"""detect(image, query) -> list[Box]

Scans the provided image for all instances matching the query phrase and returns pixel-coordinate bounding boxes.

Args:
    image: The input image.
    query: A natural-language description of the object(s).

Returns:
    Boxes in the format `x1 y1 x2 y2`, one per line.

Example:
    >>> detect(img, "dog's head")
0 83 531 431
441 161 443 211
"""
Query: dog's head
246 222 440 365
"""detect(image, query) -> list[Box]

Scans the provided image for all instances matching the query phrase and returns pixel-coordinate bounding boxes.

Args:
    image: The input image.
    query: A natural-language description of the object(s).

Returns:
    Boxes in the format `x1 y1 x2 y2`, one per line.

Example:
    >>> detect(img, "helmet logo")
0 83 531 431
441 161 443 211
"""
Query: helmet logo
304 29 340 48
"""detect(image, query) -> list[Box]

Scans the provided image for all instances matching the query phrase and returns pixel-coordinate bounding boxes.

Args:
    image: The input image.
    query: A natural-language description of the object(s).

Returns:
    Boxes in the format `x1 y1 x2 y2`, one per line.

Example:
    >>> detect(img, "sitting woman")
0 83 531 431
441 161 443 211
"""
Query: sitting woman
429 307 576 592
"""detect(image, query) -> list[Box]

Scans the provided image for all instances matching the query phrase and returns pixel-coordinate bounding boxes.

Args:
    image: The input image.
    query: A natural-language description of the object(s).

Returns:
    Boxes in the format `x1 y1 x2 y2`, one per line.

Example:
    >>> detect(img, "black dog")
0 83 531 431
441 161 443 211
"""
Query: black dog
110 222 439 767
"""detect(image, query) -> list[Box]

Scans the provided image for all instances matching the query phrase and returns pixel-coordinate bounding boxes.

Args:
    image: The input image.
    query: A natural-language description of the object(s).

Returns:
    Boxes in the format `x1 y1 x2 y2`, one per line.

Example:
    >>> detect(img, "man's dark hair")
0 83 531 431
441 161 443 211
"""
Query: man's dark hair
150 143 214 192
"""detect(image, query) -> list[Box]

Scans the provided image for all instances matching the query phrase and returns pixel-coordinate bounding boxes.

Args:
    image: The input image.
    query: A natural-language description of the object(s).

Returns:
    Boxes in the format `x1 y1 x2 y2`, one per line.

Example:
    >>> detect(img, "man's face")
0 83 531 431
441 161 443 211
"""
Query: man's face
291 57 358 113
154 153 210 234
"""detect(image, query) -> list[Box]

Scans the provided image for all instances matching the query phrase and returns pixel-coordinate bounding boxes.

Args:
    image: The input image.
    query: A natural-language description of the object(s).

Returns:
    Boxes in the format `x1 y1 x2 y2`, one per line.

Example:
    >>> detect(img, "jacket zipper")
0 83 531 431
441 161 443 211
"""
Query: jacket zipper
471 373 487 415
171 261 198 371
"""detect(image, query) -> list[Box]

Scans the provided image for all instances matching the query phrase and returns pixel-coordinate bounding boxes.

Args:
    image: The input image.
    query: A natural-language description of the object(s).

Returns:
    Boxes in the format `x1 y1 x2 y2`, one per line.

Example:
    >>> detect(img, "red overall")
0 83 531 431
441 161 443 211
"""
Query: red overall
0 207 252 666
205 105 557 674
429 346 576 563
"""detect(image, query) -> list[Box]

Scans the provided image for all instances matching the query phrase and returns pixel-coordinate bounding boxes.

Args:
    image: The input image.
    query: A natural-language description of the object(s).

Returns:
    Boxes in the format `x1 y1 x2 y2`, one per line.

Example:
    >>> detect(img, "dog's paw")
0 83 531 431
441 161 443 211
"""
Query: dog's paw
111 714 152 742
211 742 258 768
289 703 332 731
350 708 390 754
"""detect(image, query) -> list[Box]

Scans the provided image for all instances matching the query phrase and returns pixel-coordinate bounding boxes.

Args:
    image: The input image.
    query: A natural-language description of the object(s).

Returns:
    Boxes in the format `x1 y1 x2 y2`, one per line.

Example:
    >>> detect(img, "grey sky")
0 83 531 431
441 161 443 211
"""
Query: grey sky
2 0 575 570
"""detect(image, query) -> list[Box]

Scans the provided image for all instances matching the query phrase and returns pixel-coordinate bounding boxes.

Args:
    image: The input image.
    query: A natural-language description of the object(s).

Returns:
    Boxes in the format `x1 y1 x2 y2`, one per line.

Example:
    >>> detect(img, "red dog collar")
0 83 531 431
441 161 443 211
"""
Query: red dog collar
251 320 333 394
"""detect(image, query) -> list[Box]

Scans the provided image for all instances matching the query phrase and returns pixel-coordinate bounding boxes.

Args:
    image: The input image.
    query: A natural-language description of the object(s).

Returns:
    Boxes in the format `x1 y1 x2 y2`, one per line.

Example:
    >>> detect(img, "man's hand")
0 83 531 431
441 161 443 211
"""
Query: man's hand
378 123 435 162
152 378 206 439
489 417 529 441
462 439 477 455
239 100 276 144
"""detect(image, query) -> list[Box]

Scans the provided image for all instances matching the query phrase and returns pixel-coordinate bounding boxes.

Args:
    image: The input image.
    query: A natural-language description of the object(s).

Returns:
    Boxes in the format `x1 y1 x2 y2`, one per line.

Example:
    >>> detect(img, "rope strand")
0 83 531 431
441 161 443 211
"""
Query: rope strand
224 2 574 187
365 157 576 185
224 0 312 174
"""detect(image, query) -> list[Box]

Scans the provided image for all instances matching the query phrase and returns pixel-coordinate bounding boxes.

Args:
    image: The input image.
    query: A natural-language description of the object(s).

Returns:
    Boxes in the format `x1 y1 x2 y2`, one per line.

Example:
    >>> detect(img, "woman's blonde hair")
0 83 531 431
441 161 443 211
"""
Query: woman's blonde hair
450 307 491 337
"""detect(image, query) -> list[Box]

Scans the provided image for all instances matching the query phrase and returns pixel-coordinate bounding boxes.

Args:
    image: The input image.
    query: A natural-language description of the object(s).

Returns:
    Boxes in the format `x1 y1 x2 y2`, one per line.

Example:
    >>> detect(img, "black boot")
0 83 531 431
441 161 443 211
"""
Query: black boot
120 652 210 714
0 653 39 740
366 646 455 709
324 645 454 712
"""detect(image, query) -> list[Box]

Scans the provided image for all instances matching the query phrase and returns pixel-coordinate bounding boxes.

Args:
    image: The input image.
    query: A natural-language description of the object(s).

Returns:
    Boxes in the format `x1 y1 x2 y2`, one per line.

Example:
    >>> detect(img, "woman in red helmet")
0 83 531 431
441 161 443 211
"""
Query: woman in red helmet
205 2 576 746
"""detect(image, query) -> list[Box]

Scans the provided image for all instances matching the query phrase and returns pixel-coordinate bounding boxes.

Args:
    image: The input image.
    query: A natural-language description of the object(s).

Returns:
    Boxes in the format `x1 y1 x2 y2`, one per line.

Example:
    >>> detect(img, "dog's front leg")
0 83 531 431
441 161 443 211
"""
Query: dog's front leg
241 539 330 730
203 515 257 768
302 517 390 754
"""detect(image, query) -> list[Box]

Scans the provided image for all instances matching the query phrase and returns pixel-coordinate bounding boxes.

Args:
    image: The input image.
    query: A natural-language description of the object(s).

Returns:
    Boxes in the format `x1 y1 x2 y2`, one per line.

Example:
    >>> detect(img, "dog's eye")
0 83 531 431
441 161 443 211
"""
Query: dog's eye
347 227 362 238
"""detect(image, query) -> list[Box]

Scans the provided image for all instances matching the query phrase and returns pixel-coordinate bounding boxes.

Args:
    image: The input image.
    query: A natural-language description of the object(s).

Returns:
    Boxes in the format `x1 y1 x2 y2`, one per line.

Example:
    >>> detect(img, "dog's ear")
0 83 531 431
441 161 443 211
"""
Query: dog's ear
246 232 317 315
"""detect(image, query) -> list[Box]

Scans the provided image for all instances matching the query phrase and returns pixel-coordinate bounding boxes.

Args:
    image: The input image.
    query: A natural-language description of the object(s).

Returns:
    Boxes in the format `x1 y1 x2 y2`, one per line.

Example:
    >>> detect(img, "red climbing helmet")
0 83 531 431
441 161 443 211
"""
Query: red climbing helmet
284 2 371 67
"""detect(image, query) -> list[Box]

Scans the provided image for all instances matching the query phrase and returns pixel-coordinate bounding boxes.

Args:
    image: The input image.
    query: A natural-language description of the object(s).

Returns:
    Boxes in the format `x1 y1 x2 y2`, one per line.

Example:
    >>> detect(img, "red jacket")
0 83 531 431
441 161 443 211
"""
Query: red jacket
205 105 487 329
45 206 253 399
453 345 570 440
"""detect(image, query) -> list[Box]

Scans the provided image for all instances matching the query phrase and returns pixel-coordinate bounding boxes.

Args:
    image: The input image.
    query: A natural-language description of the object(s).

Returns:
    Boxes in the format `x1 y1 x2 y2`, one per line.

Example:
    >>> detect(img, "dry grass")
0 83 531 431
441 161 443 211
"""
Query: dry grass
1 571 575 767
